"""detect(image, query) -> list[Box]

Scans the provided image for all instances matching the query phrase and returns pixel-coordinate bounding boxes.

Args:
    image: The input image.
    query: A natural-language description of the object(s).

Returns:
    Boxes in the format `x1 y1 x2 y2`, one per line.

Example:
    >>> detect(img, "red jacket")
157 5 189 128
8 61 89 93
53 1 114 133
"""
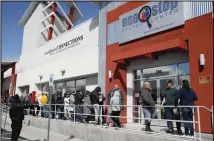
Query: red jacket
31 91 36 104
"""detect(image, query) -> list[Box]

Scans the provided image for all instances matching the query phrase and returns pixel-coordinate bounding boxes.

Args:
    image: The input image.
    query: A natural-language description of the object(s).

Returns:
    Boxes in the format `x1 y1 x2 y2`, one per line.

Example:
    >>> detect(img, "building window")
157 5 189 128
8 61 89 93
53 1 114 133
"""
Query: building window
178 62 190 87
54 82 64 94
65 79 86 93
142 64 177 78
178 62 190 75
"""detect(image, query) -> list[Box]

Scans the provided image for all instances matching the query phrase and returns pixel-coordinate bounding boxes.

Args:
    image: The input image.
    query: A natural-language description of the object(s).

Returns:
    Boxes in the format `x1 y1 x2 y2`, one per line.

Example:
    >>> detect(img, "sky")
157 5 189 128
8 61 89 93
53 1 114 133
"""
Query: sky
1 1 99 62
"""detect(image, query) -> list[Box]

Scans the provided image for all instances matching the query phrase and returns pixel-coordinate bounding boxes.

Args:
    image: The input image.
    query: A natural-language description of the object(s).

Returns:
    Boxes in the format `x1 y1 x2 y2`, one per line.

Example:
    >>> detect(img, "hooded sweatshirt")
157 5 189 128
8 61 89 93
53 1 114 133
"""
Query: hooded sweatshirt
110 91 121 112
90 87 101 105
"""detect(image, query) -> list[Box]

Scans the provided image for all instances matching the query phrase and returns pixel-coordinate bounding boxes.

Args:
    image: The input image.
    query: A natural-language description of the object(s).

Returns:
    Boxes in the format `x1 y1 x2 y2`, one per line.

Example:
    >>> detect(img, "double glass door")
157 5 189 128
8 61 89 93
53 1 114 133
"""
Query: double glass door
133 77 177 122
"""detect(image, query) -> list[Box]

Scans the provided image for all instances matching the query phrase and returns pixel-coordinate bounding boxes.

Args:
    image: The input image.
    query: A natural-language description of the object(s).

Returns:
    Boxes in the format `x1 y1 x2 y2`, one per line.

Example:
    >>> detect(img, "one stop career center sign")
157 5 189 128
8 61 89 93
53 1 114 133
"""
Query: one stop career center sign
118 1 184 44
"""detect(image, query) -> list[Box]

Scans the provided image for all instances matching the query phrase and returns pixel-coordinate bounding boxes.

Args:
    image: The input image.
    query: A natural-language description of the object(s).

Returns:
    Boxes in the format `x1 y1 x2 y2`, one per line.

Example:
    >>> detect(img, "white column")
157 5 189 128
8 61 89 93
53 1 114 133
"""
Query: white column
127 67 134 123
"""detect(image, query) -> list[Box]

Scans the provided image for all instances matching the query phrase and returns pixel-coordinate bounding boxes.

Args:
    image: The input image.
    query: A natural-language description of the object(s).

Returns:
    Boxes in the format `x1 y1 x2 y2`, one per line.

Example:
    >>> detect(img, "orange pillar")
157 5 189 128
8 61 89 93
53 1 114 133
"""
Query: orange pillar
9 64 16 96
67 7 74 30
47 3 57 40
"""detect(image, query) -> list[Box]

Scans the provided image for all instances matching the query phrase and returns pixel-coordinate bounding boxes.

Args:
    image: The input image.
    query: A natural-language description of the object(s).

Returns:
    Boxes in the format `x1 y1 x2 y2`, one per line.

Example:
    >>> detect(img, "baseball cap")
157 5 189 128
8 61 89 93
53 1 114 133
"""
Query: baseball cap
166 79 174 85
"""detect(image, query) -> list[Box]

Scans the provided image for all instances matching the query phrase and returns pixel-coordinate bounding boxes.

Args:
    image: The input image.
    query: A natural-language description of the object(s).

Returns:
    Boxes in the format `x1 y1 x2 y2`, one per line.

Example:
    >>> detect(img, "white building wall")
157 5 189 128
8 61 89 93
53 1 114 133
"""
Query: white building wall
21 4 43 55
4 16 99 95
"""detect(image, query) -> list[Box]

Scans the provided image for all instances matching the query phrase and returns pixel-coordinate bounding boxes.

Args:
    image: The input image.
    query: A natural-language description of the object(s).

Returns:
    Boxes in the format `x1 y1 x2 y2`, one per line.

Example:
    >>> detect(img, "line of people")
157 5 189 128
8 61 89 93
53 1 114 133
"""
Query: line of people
141 79 198 137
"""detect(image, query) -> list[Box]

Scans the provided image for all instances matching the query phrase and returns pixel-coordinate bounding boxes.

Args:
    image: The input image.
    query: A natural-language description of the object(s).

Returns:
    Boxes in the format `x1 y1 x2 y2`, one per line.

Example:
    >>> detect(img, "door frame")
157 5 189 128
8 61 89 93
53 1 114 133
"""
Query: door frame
141 76 178 119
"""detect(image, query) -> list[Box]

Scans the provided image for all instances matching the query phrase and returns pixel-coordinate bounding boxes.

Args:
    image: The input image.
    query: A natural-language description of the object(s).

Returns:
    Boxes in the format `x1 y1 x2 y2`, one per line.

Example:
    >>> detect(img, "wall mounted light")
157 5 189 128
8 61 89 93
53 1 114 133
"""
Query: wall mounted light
39 75 43 81
60 69 66 76
200 54 205 66
108 70 113 79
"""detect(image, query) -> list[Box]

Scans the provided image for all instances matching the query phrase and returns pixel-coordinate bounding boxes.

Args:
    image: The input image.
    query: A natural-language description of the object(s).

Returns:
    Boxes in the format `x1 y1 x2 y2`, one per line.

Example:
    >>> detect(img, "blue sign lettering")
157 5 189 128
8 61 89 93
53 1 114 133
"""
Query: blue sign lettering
122 1 178 28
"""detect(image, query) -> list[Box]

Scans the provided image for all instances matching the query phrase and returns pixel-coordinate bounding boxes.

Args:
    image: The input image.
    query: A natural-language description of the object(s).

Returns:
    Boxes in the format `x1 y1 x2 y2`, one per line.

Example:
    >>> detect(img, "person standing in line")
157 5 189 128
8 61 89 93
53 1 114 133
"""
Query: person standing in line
106 85 124 126
51 94 56 119
110 90 122 128
9 94 30 141
140 81 155 132
90 87 101 125
161 80 182 134
69 91 75 122
56 92 64 120
175 80 198 137
24 94 31 115
64 93 71 120
41 92 48 118
29 93 33 115
98 92 106 124
31 91 36 116
35 92 42 117
74 88 84 122
83 90 92 123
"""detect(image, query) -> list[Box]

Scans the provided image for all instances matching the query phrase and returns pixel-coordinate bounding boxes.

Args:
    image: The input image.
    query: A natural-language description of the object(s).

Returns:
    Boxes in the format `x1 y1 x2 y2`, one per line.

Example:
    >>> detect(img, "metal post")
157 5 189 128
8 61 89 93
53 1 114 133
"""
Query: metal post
138 105 140 124
47 86 52 141
197 107 201 141
55 104 56 119
192 107 196 141
100 105 103 126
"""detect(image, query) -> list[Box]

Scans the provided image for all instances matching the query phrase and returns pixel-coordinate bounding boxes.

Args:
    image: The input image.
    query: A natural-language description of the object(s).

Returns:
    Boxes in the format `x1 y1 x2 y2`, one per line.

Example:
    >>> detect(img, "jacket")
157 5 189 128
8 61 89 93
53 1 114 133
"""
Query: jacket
31 92 36 104
98 93 106 105
107 88 124 106
175 88 198 106
110 91 121 112
64 97 70 107
9 99 30 121
83 94 92 115
56 96 64 109
41 95 48 105
90 87 101 105
140 88 155 106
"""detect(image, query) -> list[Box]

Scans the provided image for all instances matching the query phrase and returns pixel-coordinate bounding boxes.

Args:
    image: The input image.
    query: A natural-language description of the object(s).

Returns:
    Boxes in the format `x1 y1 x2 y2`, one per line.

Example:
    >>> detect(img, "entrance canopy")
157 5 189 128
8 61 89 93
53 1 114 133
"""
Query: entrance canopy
111 38 188 63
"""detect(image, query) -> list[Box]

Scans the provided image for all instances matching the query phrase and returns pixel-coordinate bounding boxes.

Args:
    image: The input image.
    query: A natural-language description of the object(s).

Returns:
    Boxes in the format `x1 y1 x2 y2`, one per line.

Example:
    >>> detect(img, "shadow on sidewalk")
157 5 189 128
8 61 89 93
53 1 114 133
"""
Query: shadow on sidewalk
1 129 41 141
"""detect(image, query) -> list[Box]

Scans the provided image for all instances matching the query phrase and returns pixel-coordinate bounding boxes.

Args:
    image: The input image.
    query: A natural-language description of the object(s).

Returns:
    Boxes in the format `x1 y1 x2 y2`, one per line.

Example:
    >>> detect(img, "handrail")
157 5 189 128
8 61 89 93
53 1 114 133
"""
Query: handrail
2 103 213 141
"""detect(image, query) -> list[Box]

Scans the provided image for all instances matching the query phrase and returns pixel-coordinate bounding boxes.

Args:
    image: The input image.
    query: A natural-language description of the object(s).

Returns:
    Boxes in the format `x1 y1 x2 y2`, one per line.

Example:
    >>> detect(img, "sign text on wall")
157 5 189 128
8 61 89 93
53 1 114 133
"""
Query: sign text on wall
45 35 84 56
119 1 184 44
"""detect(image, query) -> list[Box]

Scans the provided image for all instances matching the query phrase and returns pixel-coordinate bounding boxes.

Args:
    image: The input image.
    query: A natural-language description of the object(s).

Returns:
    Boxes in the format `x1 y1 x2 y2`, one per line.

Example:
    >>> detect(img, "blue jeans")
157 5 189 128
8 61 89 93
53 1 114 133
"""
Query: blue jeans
165 107 181 131
143 108 153 124
75 106 82 122
42 105 49 118
57 107 63 119
182 108 194 135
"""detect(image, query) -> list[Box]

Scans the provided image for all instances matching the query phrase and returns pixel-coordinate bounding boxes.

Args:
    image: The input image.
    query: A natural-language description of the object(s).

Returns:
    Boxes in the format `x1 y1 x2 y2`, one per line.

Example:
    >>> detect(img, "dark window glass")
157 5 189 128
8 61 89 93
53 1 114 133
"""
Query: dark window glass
142 64 177 78
178 62 190 75
134 70 141 79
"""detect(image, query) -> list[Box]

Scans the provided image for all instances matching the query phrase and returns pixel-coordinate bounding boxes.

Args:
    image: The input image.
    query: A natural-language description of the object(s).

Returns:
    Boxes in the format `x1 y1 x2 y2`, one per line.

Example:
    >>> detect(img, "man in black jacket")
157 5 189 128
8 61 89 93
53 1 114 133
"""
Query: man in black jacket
140 81 155 132
90 87 101 124
9 94 30 141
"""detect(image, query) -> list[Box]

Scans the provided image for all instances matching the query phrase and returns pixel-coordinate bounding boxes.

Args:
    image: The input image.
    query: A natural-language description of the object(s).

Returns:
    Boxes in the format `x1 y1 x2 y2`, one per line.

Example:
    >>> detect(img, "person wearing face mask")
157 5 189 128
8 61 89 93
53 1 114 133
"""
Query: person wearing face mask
140 81 155 132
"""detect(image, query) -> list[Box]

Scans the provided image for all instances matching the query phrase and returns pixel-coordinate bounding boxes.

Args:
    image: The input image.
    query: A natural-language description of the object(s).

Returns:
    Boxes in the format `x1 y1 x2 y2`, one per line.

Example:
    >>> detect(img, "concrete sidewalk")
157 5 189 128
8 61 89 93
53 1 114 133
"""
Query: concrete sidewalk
2 114 213 141
2 118 83 141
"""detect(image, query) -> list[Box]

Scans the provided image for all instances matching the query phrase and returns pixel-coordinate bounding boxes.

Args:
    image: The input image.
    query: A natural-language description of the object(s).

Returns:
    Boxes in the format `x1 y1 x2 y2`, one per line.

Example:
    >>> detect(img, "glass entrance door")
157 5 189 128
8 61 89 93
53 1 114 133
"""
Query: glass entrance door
141 77 177 119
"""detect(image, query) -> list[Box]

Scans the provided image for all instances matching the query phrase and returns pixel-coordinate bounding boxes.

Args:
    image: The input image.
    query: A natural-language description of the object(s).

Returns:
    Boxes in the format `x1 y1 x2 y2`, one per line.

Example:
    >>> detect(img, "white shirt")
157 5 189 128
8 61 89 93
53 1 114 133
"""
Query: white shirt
64 97 70 107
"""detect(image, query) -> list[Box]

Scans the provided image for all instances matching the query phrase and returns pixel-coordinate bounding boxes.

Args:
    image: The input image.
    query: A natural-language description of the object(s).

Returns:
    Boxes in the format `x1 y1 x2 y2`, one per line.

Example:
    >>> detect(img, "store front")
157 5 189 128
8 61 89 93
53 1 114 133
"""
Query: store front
103 1 213 133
